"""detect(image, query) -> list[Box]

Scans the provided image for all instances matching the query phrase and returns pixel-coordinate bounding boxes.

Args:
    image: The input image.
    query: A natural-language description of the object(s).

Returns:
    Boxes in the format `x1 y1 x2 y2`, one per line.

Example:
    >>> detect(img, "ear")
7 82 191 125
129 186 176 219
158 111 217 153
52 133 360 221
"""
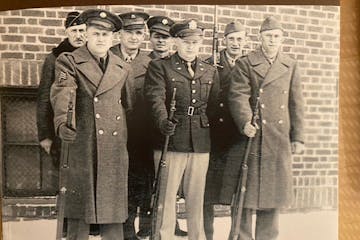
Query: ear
257 32 262 42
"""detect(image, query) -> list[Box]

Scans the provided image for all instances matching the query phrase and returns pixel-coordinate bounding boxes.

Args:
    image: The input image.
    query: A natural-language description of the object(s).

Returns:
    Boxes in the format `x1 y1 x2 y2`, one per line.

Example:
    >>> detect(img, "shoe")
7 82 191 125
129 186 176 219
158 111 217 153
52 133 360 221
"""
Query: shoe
175 227 187 237
136 228 151 238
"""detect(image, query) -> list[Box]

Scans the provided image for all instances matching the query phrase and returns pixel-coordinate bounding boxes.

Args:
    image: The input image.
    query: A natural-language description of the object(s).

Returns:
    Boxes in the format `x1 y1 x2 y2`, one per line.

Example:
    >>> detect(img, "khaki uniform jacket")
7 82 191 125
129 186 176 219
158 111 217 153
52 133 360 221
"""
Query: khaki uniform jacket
220 49 304 208
50 46 134 223
144 53 220 153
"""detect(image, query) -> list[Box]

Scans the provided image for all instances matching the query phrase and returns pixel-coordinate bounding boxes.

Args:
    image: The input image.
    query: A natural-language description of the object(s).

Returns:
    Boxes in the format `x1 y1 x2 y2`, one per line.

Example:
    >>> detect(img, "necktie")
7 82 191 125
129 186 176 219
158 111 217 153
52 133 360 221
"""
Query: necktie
99 57 106 72
186 62 195 78
229 59 235 67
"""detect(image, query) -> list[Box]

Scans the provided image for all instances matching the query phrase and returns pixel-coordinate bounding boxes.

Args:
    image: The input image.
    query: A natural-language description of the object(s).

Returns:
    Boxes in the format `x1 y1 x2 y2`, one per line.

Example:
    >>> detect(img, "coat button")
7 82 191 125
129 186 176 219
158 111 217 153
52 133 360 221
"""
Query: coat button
172 78 175 82
116 116 121 120
94 97 99 103
262 119 267 124
219 118 224 122
208 81 212 84
177 67 182 70
259 88 264 93
219 103 224 107
95 113 100 119
260 103 265 109
192 80 196 85
118 99 122 104
192 89 196 94
98 129 104 135
280 105 285 109
192 99 196 103
283 90 287 94
278 120 284 124
112 131 118 136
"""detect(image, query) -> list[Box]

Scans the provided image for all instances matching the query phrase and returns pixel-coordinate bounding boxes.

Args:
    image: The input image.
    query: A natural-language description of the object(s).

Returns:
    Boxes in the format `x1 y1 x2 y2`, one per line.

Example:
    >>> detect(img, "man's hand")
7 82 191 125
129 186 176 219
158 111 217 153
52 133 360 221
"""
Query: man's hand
59 124 76 142
40 138 53 154
243 121 257 138
160 118 177 136
291 141 305 154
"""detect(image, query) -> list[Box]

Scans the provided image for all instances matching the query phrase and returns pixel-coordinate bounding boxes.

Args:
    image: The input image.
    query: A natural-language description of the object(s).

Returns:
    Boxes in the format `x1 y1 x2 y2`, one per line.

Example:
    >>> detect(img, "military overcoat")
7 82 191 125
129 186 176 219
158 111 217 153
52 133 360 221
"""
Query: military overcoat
220 49 304 209
50 46 134 223
144 53 220 153
110 45 154 205
204 49 240 204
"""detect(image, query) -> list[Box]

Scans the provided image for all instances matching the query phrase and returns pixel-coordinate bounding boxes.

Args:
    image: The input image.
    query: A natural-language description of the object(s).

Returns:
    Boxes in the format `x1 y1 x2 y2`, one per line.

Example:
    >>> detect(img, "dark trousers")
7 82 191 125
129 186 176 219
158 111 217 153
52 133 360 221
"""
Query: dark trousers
67 218 123 240
204 204 215 240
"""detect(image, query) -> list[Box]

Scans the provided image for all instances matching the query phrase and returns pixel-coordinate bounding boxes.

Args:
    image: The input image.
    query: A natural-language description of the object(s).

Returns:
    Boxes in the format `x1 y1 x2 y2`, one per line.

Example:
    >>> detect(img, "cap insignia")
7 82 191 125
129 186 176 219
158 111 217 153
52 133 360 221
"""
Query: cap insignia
100 12 107 18
162 19 168 25
189 20 197 30
131 14 136 19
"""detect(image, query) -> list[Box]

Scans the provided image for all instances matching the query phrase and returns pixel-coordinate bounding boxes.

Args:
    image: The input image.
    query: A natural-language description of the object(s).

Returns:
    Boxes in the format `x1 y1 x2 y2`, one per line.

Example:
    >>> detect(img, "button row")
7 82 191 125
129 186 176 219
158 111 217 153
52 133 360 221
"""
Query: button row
98 130 118 136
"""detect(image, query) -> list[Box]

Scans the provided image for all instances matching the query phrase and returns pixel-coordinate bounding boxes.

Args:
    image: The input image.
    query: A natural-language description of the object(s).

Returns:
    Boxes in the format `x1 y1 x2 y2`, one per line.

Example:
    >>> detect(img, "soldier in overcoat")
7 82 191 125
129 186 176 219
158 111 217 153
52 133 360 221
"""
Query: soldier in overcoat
144 19 220 240
220 16 305 240
37 11 86 167
203 21 247 240
50 9 134 240
110 12 154 240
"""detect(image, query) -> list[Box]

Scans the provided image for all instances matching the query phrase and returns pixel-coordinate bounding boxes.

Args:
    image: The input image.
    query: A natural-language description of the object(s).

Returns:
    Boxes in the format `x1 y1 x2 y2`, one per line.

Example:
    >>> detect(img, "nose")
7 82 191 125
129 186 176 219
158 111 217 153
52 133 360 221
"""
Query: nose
75 30 81 38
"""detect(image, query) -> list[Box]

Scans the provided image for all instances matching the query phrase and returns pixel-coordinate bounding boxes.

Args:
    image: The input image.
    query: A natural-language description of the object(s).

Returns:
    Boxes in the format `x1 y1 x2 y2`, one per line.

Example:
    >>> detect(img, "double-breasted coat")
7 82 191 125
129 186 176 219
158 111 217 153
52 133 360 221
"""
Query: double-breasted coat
110 45 154 206
220 49 304 209
144 53 220 153
204 49 240 204
50 46 134 223
36 38 77 167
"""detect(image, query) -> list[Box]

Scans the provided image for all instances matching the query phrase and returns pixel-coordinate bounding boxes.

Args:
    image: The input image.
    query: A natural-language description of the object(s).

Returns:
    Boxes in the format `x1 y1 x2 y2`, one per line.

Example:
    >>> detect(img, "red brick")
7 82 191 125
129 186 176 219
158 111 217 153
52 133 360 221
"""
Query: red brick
309 11 326 18
39 36 61 44
231 10 251 19
166 5 188 11
21 10 44 17
0 26 6 33
30 62 38 85
45 29 56 36
21 62 29 85
46 11 56 18
0 44 8 50
279 8 298 15
147 10 166 17
26 36 36 43
190 6 199 12
19 27 43 34
39 19 62 27
2 35 23 42
8 27 18 33
27 18 38 25
12 61 21 85
248 6 267 12
21 44 42 52
290 32 308 39
3 17 25 24
25 53 35 60
2 52 23 59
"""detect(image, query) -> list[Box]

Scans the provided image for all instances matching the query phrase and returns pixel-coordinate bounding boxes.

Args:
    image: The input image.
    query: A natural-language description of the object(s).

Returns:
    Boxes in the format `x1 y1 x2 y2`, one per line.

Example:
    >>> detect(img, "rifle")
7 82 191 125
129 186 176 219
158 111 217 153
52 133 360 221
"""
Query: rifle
212 5 222 69
228 96 260 240
56 91 74 240
150 88 177 240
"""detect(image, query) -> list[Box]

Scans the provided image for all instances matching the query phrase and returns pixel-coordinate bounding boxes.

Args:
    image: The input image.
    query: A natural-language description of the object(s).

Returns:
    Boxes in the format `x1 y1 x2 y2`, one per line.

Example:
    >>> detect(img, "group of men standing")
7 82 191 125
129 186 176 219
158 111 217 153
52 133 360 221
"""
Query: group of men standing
37 7 304 240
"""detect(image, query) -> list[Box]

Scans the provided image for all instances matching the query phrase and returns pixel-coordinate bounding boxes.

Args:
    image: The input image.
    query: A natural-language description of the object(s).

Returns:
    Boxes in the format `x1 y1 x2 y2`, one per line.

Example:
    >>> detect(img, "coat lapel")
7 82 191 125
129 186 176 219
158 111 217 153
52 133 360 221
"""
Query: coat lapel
73 46 103 88
193 58 207 80
96 51 127 96
248 49 270 79
171 54 192 79
261 52 291 87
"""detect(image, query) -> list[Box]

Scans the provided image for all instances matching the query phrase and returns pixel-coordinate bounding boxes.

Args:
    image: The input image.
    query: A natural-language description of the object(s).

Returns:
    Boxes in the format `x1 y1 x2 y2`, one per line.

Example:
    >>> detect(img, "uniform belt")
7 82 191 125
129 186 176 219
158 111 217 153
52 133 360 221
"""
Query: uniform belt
176 106 204 116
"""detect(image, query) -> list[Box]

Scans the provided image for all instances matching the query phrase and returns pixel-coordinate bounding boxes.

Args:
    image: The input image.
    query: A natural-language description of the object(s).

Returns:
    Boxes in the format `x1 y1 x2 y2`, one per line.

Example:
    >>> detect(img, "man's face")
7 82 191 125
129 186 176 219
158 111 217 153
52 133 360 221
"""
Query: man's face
86 26 113 57
150 32 172 53
224 31 246 58
66 24 87 48
175 36 202 61
259 29 284 57
119 29 145 51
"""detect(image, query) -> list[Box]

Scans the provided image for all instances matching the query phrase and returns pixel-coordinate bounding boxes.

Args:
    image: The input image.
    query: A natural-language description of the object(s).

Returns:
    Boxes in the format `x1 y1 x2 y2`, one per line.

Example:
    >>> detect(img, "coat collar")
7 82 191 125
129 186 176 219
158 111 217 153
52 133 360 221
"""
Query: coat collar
170 53 207 80
71 46 128 96
248 48 292 86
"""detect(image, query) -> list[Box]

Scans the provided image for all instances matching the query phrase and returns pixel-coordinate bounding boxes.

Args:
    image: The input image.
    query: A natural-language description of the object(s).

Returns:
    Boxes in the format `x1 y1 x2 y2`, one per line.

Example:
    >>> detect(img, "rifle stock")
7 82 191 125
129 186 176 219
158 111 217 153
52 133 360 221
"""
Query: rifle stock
228 97 259 240
56 91 74 240
150 88 177 240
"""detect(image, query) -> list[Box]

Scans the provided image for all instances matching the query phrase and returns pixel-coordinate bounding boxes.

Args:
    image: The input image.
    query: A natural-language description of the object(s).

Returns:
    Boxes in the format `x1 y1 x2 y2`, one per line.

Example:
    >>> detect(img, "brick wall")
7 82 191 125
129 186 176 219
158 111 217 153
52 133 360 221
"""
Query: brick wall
0 5 339 210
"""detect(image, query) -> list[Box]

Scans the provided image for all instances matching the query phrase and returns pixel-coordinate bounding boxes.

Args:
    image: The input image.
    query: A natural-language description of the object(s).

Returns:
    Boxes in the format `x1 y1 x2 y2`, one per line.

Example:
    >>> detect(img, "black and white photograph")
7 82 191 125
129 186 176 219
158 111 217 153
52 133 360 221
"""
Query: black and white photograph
0 3 339 240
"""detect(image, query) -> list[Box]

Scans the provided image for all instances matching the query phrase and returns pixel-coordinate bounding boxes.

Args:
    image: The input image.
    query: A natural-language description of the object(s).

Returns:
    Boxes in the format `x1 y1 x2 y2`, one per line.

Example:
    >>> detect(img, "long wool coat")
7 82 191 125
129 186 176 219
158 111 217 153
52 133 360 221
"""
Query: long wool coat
50 46 134 223
219 49 304 209
204 49 240 204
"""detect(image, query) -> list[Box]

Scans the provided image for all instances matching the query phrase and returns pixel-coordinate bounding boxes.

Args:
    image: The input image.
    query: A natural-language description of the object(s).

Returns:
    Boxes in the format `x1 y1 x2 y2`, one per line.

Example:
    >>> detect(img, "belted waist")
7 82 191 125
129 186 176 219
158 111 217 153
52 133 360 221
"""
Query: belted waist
175 106 206 116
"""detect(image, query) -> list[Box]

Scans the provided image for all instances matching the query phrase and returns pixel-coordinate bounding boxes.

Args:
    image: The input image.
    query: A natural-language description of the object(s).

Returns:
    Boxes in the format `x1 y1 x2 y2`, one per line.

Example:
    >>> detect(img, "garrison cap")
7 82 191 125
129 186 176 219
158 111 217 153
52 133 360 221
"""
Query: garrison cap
65 11 84 28
260 16 283 33
119 12 149 30
169 19 204 38
224 21 246 36
81 9 122 32
147 16 174 36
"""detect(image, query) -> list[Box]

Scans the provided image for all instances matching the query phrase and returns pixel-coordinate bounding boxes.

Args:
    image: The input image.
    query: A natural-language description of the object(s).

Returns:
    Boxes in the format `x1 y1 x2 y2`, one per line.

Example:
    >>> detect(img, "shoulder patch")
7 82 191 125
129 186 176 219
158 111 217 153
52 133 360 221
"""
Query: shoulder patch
58 71 67 83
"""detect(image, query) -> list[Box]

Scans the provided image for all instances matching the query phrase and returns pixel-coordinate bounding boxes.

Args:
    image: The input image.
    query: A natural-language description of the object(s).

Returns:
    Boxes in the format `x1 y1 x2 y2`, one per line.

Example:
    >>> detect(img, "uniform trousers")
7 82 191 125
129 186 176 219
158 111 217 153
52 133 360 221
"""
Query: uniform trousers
238 208 279 240
154 150 209 240
67 218 123 240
